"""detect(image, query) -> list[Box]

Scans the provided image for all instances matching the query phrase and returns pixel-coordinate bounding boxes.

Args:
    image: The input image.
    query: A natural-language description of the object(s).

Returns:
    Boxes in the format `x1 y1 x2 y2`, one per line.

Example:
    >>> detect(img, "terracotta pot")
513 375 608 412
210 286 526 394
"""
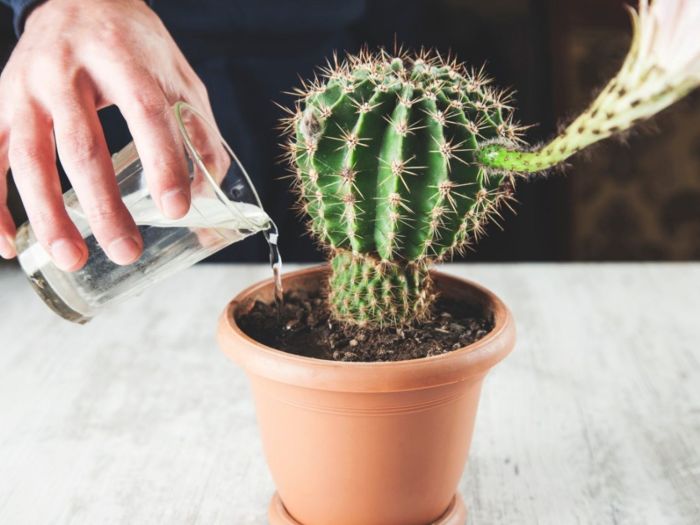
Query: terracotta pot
217 266 515 525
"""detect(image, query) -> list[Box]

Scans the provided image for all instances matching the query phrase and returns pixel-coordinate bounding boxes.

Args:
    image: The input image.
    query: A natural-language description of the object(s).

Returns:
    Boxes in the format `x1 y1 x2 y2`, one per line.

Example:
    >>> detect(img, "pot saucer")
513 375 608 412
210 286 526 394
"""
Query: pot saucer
268 492 467 525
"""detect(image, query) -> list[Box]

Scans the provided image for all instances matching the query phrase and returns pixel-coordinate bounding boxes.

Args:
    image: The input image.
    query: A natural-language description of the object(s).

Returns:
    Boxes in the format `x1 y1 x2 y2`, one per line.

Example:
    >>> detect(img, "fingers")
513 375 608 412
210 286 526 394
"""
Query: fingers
179 78 229 180
52 91 142 265
8 105 87 271
178 106 230 202
0 131 17 259
110 73 191 219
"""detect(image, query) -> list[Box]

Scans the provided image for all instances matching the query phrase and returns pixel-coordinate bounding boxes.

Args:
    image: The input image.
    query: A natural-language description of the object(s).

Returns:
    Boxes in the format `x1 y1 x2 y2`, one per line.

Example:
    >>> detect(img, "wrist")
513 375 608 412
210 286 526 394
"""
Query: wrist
13 0 48 35
23 0 67 33
23 0 152 34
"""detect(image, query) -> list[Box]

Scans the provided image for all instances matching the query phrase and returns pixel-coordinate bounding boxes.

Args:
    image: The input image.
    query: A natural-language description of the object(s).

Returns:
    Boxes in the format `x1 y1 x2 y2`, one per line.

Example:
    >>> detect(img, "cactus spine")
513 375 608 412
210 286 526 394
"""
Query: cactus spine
284 51 519 326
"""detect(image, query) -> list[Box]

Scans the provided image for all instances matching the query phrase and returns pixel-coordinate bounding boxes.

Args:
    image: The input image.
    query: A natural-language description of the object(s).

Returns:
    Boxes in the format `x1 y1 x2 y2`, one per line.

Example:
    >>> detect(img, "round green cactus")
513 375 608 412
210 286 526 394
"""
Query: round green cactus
283 50 520 326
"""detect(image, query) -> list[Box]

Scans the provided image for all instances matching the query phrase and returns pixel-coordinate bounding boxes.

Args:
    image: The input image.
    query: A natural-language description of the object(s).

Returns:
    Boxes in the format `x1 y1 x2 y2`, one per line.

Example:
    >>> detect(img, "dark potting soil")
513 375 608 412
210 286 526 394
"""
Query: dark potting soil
237 289 494 362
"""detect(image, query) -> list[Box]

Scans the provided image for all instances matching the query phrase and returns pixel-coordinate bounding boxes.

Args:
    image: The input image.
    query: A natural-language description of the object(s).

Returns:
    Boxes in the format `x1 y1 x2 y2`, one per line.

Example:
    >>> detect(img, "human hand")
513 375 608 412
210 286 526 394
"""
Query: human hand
0 0 215 270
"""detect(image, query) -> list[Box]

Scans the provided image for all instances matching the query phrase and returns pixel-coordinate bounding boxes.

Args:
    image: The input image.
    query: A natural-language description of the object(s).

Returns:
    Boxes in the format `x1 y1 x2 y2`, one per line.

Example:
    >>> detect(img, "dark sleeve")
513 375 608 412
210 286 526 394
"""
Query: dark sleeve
1 0 153 36
0 0 45 35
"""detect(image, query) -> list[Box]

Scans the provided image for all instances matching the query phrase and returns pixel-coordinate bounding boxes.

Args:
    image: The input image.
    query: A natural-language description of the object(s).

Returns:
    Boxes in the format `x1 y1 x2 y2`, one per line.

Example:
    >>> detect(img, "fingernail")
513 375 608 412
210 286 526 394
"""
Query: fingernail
50 239 84 271
0 235 15 259
107 236 141 265
160 189 190 219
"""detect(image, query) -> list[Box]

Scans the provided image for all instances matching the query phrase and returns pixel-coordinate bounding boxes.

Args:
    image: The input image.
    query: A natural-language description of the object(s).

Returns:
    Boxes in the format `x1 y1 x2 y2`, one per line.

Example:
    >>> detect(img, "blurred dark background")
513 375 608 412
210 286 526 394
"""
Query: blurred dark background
1 0 698 263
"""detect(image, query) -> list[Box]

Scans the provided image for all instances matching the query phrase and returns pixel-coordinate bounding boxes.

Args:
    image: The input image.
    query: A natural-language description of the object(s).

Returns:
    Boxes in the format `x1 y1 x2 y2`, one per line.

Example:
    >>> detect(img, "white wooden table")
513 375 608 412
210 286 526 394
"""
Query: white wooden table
0 263 698 525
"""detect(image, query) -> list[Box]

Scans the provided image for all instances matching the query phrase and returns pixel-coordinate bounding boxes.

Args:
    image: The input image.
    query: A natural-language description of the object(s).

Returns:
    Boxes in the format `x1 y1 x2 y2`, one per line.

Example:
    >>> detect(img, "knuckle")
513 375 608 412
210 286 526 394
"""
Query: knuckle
191 77 209 99
85 199 127 227
59 127 103 164
6 73 33 105
52 44 75 71
151 156 187 186
8 141 48 172
30 53 55 76
51 79 85 108
33 47 74 81
28 208 59 236
96 19 123 47
132 89 168 120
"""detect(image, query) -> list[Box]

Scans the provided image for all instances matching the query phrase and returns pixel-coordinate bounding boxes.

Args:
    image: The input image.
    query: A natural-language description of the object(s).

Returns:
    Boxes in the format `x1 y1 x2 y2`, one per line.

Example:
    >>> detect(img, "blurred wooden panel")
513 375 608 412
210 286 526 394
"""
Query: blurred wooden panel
548 0 700 259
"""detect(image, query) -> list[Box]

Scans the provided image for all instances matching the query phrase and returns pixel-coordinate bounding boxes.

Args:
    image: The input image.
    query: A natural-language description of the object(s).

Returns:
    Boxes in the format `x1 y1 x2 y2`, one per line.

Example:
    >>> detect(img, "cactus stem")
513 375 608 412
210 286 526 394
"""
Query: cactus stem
327 250 434 326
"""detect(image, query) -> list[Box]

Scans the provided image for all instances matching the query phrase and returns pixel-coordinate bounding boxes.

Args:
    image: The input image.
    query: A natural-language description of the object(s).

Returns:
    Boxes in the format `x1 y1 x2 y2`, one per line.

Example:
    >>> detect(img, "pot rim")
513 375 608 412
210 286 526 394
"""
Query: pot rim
217 265 515 392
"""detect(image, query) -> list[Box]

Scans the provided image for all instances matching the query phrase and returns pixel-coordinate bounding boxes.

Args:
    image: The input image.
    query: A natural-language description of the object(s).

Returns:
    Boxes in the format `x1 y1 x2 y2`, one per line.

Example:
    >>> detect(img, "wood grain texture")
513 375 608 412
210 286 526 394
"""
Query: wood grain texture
0 263 698 525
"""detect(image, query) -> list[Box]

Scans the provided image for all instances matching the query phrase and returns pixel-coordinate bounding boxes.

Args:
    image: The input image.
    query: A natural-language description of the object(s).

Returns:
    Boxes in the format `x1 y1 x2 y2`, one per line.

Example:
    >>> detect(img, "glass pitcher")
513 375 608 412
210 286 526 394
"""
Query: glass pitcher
15 102 275 323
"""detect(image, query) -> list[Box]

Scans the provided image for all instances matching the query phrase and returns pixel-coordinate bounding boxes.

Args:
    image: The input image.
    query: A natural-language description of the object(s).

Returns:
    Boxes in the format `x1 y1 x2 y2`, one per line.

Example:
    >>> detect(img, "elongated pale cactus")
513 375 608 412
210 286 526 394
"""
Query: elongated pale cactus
284 0 699 327
478 0 700 172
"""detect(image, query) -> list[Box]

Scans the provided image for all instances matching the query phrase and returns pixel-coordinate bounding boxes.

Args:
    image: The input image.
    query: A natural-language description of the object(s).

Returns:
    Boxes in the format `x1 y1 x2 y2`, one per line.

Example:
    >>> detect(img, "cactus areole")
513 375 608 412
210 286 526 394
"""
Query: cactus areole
284 51 521 326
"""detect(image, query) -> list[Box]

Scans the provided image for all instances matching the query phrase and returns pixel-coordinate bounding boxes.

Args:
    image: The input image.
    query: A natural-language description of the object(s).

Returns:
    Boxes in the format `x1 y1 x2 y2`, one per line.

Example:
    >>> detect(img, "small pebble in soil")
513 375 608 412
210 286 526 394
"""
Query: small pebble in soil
237 289 495 363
